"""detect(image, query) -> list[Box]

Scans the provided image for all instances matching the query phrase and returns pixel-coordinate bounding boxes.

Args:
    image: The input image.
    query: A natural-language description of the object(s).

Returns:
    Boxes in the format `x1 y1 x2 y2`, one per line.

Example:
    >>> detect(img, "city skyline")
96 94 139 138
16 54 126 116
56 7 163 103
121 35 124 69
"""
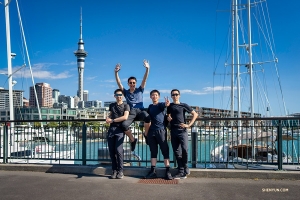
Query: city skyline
0 0 299 116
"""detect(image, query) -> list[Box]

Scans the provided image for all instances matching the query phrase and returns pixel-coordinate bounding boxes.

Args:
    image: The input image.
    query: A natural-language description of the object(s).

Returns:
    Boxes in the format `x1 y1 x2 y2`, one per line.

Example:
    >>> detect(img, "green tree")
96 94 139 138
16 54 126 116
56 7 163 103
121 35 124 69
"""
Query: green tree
59 121 69 129
45 121 58 128
71 121 84 128
34 122 41 128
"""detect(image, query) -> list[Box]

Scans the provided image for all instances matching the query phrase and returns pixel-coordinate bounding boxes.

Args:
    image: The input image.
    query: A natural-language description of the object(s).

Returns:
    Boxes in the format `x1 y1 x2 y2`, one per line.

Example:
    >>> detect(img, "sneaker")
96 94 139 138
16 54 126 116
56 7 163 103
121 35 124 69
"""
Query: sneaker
165 171 173 180
144 171 157 179
184 167 190 175
111 170 117 179
116 171 124 179
174 172 187 179
130 138 138 151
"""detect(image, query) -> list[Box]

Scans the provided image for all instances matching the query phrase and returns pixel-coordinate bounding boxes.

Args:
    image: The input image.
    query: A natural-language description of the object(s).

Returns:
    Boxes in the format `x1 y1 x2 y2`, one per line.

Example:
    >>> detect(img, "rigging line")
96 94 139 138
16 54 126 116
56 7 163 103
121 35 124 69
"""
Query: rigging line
16 0 46 130
253 15 275 58
253 18 287 116
213 0 221 109
264 0 277 55
252 5 270 103
254 72 267 116
213 16 232 74
254 72 273 116
257 0 273 58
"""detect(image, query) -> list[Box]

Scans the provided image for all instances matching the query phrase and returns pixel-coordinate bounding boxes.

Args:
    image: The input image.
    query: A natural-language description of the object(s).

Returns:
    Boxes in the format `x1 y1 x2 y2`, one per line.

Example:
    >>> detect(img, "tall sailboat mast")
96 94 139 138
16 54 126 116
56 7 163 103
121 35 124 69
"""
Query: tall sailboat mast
4 0 14 127
247 0 254 120
230 0 235 120
235 0 241 120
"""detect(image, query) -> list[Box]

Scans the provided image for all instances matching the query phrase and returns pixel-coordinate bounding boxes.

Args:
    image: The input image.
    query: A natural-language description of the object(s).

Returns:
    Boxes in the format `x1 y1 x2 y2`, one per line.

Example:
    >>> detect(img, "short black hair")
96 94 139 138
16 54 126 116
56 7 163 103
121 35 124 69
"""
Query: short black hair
128 76 137 83
114 89 123 95
171 89 180 95
150 89 160 96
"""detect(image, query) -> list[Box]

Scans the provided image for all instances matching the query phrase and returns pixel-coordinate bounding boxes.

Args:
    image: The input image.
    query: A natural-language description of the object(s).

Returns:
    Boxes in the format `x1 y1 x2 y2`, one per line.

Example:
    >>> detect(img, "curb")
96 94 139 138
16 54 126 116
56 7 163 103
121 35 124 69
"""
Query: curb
1 164 300 180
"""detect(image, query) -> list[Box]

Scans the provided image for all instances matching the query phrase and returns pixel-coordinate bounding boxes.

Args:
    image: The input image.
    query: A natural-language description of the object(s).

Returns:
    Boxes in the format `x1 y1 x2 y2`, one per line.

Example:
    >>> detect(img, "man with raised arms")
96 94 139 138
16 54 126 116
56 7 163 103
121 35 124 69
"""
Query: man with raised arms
114 60 151 151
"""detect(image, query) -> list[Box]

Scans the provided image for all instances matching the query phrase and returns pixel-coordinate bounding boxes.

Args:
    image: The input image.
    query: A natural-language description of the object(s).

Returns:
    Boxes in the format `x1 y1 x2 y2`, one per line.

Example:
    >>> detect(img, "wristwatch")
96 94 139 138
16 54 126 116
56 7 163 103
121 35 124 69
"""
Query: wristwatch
112 119 115 123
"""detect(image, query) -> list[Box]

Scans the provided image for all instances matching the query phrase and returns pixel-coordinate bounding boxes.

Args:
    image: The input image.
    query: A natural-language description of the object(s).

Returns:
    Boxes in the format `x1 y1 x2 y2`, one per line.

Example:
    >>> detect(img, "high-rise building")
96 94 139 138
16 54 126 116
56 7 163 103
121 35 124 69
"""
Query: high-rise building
52 89 60 104
83 90 88 102
85 100 102 108
58 95 75 108
29 83 53 108
73 96 80 108
74 8 87 101
0 87 23 109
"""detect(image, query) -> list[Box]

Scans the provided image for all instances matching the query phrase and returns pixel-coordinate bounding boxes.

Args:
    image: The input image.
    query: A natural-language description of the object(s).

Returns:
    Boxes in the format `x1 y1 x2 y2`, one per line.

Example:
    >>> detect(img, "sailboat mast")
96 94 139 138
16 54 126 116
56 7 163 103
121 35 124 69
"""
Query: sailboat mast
4 0 14 127
235 0 241 120
247 0 254 120
230 0 235 120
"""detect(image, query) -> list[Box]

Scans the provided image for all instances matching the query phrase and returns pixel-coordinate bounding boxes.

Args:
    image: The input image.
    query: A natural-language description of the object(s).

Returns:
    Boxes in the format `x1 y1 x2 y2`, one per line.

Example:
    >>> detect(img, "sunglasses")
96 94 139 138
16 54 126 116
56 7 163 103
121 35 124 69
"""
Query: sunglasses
171 94 179 96
129 82 136 85
114 94 122 97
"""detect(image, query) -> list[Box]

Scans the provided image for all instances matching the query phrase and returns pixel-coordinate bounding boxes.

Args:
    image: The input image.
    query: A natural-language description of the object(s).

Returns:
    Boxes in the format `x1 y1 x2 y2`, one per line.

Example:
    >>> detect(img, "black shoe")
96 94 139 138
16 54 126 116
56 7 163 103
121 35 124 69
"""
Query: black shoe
116 171 124 179
111 170 117 179
131 138 137 151
144 171 157 179
174 172 187 179
165 171 173 180
184 167 190 175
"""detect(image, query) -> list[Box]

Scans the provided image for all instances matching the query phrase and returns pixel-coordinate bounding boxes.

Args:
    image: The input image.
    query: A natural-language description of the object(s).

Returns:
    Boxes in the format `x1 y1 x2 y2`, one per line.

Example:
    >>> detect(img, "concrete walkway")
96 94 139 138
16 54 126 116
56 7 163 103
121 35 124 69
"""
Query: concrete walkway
1 163 300 180
0 169 299 200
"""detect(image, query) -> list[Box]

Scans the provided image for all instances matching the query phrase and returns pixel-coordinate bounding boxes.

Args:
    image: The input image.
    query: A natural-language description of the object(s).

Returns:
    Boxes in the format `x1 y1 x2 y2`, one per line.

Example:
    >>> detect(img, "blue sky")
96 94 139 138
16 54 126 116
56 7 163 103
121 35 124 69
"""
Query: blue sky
0 0 299 116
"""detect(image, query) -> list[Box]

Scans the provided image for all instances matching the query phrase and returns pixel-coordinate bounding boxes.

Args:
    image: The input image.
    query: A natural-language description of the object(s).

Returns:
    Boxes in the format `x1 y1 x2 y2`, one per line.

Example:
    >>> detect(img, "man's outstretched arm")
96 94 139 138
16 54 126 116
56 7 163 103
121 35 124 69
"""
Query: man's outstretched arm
114 63 124 90
140 59 150 89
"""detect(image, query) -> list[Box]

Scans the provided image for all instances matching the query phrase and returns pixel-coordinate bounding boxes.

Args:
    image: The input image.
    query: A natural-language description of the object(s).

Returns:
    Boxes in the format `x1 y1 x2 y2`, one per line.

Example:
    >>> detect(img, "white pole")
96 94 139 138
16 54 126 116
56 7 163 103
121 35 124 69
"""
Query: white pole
230 0 235 123
4 0 14 128
235 0 241 126
247 0 254 123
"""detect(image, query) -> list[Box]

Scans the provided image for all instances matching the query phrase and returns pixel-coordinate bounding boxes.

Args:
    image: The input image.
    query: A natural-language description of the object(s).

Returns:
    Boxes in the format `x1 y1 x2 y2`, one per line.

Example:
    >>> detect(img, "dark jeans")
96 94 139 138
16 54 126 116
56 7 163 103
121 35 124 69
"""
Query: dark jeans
107 126 125 172
170 128 188 173
147 128 169 159
121 108 150 132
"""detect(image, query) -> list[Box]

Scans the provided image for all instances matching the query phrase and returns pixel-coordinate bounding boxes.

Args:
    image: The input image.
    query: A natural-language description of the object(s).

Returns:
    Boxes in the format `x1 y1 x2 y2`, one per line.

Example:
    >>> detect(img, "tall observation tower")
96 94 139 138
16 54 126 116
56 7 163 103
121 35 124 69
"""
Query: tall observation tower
74 8 88 101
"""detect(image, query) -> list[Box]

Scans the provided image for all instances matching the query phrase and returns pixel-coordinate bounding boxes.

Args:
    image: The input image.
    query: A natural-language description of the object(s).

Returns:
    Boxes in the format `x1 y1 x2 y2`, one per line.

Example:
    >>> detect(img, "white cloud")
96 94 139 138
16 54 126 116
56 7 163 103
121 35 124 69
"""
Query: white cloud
203 86 234 92
63 61 77 66
10 63 72 79
86 76 97 80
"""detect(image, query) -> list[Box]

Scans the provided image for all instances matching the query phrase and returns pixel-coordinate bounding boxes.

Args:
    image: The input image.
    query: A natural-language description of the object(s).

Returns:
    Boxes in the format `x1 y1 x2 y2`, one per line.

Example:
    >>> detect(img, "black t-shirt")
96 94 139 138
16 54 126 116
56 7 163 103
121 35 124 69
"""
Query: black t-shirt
167 103 193 128
109 102 130 126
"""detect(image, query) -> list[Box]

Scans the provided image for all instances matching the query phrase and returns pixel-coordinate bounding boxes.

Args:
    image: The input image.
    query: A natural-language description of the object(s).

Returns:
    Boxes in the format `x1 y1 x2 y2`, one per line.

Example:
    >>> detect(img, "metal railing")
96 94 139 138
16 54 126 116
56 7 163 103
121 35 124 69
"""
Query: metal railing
1 117 300 170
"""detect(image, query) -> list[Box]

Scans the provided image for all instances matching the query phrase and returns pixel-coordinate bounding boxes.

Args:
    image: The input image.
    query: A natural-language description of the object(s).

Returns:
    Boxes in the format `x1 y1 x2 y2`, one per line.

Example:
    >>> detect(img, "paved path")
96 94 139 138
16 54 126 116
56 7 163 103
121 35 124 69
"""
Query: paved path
0 170 299 200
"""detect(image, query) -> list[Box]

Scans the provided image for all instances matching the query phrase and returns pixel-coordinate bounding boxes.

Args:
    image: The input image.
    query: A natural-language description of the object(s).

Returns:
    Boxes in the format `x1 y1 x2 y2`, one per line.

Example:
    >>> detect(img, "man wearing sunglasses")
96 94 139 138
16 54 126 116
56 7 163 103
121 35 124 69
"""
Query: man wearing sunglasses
114 59 151 152
106 89 130 179
167 89 198 179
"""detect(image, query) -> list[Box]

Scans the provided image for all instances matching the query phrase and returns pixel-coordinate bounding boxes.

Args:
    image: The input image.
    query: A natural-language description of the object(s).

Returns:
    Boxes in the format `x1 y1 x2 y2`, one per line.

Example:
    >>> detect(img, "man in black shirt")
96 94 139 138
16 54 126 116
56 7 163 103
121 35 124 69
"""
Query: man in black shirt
106 89 130 179
167 89 198 179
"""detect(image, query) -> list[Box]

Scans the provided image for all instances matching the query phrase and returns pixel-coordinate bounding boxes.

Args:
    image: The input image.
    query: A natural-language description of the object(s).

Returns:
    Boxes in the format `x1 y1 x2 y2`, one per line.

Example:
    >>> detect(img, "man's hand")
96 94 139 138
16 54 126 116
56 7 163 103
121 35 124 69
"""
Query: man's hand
164 97 170 107
115 63 121 72
143 59 150 69
179 123 189 128
167 114 172 122
106 117 113 123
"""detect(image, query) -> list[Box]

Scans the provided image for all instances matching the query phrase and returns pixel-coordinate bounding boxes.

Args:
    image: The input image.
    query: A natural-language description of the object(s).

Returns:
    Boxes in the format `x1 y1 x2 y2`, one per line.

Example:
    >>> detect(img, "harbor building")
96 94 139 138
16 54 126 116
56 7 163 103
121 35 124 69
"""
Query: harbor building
52 89 60 104
29 83 53 108
83 90 88 102
0 87 23 109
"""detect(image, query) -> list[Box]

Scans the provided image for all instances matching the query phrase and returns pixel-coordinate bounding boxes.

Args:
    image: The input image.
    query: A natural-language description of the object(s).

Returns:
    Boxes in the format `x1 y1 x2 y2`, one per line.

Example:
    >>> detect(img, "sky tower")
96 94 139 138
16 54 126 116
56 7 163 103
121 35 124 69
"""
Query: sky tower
74 8 88 101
